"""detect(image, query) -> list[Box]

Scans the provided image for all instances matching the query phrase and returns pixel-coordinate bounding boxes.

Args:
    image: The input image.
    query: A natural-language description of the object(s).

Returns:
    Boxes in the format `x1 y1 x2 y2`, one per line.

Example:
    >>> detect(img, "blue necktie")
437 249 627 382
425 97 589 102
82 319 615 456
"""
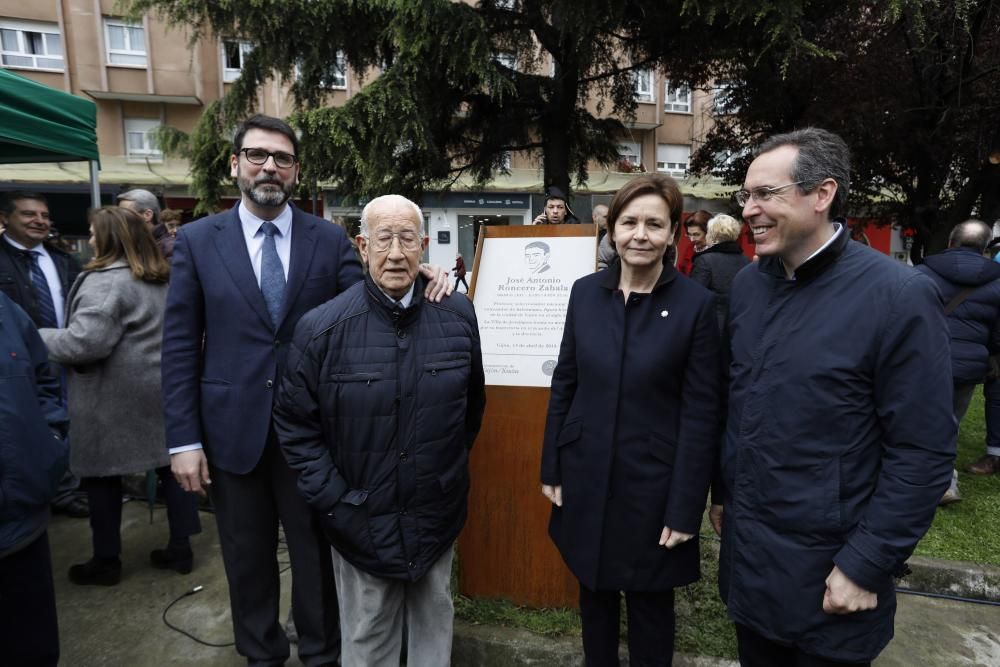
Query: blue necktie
27 250 58 328
259 222 285 327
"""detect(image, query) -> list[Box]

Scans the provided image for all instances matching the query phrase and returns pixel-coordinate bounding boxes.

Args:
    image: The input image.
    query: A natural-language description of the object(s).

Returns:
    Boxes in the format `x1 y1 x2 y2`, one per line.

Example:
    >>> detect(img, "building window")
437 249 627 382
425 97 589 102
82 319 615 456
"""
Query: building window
298 52 348 89
633 69 654 103
323 51 348 89
618 141 642 168
656 144 690 176
104 19 146 67
494 52 517 72
663 81 691 113
713 80 739 115
0 20 63 71
222 40 252 83
124 118 162 161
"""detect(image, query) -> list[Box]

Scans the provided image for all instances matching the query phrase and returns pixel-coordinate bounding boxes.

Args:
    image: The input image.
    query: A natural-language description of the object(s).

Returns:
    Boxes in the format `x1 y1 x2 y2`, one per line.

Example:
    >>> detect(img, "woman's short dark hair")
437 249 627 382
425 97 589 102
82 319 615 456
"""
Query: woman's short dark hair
684 210 711 233
87 207 170 283
233 114 299 156
607 173 684 246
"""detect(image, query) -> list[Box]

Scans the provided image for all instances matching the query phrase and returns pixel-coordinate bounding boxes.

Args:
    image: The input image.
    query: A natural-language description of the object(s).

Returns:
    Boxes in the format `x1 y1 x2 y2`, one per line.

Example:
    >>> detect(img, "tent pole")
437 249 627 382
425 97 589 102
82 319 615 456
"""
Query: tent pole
89 161 100 209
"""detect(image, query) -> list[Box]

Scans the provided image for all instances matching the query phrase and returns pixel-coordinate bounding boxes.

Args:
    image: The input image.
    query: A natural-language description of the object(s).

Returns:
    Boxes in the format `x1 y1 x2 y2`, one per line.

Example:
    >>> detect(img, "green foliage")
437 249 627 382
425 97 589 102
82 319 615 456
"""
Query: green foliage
916 390 1000 565
674 539 738 658
688 0 1000 256
453 538 738 659
453 596 582 638
123 0 837 210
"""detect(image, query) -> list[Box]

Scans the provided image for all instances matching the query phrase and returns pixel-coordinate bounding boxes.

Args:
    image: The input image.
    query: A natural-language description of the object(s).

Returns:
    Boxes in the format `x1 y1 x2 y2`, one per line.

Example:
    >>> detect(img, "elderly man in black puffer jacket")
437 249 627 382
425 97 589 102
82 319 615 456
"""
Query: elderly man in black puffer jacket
274 194 486 667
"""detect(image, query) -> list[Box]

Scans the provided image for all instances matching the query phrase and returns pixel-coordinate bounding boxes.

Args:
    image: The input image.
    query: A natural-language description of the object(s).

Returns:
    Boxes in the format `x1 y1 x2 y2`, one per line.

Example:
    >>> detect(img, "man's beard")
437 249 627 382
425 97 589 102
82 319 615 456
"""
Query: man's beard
238 171 295 208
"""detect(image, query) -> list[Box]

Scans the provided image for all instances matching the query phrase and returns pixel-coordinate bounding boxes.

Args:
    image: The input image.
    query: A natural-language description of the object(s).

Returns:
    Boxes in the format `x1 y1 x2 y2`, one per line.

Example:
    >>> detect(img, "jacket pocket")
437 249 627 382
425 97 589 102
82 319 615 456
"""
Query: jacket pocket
324 491 375 557
329 371 383 383
750 452 841 534
555 420 582 448
424 356 471 373
648 432 677 467
422 356 471 404
438 450 469 494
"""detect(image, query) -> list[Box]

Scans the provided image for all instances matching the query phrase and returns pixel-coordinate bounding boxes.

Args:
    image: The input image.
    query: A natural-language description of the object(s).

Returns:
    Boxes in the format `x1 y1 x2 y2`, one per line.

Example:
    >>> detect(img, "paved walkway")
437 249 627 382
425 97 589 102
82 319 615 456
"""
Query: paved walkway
47 501 1000 666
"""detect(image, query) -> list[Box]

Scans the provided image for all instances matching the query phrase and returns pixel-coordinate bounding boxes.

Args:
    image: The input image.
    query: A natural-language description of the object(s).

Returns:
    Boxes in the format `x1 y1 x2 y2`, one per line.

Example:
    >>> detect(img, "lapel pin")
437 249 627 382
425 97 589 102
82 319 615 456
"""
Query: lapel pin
660 310 669 318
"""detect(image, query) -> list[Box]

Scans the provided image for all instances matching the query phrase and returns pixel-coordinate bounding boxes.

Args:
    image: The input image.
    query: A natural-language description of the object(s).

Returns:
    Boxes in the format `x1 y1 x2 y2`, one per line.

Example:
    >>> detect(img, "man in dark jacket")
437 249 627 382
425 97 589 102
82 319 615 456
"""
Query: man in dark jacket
713 128 954 666
275 194 486 667
0 191 86 518
0 192 80 328
533 186 580 224
917 219 1000 502
0 292 69 666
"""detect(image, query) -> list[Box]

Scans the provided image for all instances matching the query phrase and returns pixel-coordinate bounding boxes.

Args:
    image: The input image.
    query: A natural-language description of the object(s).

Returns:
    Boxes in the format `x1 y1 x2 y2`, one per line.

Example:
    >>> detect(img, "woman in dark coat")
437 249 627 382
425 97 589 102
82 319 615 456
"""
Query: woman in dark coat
540 173 723 666
690 214 750 332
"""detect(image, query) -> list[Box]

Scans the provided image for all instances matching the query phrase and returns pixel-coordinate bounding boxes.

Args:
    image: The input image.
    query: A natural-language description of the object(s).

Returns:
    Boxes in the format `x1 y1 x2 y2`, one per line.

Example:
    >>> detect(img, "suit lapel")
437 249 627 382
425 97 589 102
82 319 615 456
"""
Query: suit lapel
277 206 318 329
213 206 274 330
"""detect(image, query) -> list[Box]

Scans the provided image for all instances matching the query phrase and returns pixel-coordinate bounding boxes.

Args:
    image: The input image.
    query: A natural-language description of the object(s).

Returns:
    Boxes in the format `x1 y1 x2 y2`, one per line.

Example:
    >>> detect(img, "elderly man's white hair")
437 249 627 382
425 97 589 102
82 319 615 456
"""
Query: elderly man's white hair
359 194 425 236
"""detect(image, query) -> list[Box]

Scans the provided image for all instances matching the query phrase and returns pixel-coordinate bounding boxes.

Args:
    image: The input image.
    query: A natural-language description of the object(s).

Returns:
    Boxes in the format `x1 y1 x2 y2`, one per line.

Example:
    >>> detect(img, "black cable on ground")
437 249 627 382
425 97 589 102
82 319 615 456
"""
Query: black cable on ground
160 533 294 645
162 586 235 648
896 587 1000 607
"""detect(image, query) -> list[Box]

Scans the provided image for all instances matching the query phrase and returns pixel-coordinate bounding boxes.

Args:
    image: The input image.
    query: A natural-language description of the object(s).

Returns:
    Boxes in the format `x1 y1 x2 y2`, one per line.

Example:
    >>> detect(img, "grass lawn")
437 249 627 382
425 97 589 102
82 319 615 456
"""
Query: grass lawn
914 389 1000 565
453 536 738 659
455 390 999 659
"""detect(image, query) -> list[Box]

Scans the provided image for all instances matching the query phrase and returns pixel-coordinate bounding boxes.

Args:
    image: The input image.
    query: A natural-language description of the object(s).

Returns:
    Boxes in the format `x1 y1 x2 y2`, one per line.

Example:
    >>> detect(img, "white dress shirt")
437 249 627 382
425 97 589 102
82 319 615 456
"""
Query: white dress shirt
4 235 66 328
378 283 415 308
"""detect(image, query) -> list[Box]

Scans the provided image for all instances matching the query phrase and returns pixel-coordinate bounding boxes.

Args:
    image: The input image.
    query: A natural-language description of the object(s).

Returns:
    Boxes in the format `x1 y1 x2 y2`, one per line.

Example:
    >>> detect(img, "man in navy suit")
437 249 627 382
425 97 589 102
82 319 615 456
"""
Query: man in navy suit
162 114 448 666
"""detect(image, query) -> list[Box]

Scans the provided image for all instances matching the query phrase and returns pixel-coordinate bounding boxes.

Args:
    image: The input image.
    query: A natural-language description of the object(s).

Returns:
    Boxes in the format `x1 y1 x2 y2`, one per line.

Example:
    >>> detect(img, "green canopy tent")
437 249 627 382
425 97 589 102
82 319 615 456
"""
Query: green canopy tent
0 68 100 207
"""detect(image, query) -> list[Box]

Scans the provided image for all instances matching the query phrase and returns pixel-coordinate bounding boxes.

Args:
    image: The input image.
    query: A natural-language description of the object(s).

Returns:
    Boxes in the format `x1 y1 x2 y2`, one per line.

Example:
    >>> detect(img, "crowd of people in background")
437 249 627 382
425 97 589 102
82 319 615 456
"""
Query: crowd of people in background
1 118 996 667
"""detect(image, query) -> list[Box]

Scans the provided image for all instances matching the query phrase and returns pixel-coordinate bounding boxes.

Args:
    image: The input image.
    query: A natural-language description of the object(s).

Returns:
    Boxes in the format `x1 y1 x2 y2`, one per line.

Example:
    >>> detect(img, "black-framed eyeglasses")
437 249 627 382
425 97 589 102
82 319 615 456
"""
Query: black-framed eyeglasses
734 181 806 207
365 229 423 252
239 147 298 169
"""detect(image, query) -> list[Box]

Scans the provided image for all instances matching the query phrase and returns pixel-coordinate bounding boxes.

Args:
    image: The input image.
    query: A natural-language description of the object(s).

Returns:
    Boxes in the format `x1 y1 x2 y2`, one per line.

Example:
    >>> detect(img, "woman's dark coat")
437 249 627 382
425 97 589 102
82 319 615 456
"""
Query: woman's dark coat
274 274 486 581
540 262 722 591
689 240 749 331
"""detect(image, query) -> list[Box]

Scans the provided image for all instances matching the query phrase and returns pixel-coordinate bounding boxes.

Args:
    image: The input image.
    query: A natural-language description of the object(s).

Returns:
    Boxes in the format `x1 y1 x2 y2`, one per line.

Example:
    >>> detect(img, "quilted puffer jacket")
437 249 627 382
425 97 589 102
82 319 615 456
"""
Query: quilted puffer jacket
275 273 486 580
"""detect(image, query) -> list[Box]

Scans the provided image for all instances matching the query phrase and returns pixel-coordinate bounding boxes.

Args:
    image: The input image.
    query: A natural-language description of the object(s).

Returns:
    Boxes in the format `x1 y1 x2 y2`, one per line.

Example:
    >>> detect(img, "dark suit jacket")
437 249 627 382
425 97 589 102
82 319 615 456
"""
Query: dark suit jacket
0 235 81 327
161 204 363 474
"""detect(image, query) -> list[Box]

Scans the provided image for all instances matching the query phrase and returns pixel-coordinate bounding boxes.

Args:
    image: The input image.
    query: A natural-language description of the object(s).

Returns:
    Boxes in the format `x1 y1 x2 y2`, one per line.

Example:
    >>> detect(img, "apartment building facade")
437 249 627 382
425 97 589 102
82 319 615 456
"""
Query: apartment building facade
0 1 729 265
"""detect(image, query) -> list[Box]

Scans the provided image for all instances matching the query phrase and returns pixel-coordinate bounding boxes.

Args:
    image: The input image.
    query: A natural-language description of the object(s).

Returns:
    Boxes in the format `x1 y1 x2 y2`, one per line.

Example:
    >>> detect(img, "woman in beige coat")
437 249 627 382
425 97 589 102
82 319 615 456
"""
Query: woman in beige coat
40 207 200 586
